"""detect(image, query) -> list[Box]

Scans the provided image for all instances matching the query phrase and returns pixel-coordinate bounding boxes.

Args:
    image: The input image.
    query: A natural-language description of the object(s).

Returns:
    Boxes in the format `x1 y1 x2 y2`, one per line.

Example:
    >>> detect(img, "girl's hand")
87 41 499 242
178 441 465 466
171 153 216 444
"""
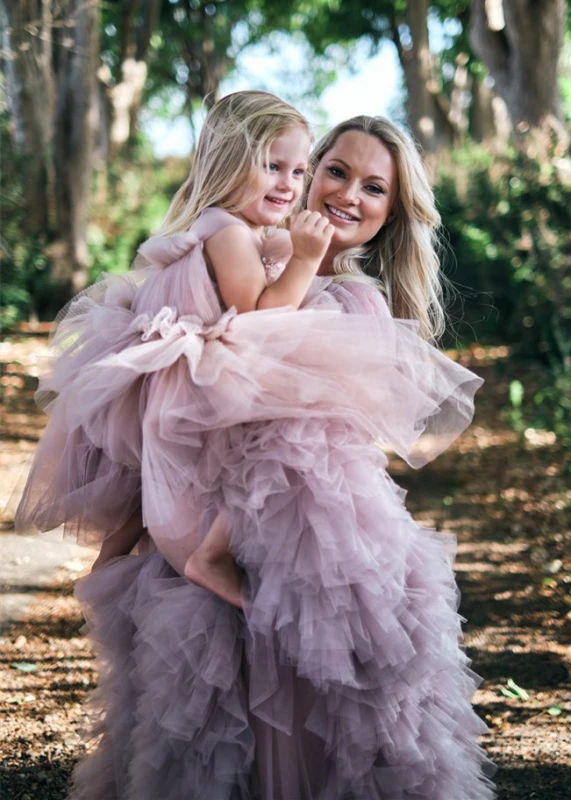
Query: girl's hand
289 211 335 267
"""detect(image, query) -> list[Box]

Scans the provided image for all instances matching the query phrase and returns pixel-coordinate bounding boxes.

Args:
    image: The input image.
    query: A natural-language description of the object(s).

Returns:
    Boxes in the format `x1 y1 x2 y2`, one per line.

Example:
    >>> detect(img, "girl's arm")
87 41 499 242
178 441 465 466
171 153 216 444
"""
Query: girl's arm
205 212 334 313
91 506 145 572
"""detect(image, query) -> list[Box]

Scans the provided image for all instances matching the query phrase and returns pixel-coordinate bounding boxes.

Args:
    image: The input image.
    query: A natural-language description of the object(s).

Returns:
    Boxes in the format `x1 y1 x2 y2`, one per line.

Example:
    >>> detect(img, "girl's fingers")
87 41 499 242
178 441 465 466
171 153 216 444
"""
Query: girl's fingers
296 209 314 223
305 211 323 227
314 216 332 233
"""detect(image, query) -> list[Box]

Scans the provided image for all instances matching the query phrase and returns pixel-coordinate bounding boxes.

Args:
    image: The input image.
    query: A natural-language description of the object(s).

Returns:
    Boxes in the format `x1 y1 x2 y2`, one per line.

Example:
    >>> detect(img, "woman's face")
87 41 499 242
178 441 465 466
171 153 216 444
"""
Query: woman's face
307 130 397 268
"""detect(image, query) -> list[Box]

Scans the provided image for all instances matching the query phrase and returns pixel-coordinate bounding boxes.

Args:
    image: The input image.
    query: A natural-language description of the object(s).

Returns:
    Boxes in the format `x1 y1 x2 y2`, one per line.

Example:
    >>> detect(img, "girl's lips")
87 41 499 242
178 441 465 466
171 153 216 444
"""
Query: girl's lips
265 196 290 207
324 203 359 223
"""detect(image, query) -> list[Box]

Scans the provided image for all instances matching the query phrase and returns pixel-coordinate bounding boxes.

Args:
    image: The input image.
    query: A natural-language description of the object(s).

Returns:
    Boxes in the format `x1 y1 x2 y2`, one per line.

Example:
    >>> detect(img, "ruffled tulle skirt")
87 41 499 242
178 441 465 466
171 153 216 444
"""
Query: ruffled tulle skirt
14 259 494 797
69 416 495 799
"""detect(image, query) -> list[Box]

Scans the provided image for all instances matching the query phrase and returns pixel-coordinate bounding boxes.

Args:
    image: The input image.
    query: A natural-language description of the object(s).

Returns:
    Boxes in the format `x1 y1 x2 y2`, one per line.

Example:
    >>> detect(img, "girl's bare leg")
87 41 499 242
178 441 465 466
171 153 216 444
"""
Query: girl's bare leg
184 511 244 609
91 506 144 572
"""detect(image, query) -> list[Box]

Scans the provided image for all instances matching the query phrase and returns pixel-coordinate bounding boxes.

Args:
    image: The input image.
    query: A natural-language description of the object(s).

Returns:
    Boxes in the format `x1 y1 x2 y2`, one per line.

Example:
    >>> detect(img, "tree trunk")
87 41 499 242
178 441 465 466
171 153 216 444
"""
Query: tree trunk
0 0 56 233
1 0 101 294
469 0 569 149
53 0 100 291
471 75 511 149
108 0 160 149
393 0 455 152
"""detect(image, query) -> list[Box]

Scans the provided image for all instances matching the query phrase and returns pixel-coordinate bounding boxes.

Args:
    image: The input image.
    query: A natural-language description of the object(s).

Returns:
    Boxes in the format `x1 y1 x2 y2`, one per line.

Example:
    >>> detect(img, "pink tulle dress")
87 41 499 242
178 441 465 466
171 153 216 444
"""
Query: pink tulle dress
16 208 495 799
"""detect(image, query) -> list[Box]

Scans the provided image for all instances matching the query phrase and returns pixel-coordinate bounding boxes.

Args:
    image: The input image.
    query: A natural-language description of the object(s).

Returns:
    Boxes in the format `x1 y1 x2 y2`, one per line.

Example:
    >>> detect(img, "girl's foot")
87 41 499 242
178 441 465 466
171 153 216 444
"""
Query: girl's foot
184 549 244 609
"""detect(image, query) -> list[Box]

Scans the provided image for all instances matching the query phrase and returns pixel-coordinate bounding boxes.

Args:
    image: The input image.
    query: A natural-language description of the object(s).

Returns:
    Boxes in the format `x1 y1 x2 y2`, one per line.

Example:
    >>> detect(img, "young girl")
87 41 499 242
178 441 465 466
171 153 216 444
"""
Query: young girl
16 101 495 798
90 91 334 608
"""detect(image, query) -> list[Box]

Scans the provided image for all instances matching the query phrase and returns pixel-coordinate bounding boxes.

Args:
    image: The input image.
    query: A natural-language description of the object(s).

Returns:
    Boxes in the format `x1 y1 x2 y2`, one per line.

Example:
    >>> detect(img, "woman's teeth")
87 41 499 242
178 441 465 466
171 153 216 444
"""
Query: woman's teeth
326 204 357 222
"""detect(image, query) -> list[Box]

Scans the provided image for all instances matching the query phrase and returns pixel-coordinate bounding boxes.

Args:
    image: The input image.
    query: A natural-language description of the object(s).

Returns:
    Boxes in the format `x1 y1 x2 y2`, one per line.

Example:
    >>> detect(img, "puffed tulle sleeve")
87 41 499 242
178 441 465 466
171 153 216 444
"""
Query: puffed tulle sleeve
322 279 484 468
15 235 482 546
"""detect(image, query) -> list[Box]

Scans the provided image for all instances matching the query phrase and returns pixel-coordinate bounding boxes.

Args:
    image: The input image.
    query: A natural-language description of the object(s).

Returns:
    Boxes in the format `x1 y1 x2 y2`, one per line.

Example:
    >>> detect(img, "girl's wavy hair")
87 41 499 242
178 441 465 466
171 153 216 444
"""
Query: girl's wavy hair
158 91 310 236
304 116 445 341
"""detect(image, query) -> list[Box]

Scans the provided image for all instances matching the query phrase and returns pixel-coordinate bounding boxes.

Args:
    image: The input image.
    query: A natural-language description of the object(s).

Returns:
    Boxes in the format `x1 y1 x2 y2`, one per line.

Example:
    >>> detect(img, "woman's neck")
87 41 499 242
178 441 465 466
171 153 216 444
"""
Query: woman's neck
317 249 337 276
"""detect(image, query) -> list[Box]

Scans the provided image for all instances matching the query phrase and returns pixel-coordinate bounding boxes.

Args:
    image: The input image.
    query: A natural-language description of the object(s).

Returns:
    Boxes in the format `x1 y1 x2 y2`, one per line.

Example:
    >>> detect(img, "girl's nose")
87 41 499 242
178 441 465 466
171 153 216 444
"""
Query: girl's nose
276 172 294 192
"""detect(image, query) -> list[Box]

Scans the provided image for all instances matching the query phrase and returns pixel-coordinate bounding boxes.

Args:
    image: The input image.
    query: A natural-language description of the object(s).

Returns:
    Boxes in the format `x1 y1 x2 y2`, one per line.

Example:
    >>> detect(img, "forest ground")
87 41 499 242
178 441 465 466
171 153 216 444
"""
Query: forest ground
1 333 569 800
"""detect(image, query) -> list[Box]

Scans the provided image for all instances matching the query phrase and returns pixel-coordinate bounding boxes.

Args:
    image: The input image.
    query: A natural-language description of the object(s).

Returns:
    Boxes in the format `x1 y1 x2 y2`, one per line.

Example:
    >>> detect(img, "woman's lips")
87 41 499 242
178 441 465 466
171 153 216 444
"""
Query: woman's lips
324 203 359 223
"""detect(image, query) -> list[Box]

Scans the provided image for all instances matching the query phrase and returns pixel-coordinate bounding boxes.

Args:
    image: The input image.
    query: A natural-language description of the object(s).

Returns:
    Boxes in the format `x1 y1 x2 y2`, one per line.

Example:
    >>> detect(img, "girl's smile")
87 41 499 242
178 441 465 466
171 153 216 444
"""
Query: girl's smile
236 126 311 233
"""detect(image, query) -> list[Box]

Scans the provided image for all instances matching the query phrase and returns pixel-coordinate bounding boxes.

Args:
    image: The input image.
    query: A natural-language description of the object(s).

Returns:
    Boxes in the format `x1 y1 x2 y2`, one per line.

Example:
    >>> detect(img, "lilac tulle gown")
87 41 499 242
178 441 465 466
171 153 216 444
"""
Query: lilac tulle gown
16 208 496 798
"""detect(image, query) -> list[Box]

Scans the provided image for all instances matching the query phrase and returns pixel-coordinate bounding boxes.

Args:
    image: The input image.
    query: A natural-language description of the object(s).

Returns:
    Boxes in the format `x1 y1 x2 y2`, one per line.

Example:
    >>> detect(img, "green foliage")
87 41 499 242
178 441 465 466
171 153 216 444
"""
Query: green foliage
437 148 571 365
437 146 571 442
87 146 184 283
529 366 571 448
507 379 525 434
0 113 66 328
0 114 187 326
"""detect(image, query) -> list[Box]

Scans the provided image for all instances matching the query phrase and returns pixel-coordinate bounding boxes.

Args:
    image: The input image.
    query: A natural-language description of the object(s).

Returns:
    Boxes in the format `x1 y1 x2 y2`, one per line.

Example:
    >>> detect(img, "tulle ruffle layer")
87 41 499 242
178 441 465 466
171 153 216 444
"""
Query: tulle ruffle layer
70 554 254 800
69 416 496 798
195 416 495 797
15 264 482 547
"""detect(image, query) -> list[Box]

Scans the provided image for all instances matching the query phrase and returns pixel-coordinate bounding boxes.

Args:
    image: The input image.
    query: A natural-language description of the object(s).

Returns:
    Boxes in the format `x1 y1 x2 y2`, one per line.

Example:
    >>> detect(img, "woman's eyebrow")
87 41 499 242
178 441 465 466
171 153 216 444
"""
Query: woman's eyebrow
328 158 390 187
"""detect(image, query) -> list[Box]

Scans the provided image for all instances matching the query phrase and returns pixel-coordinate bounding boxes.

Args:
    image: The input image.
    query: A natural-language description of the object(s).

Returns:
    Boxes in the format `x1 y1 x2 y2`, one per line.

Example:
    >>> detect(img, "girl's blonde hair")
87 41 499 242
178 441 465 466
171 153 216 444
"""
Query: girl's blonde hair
305 116 445 341
159 91 310 236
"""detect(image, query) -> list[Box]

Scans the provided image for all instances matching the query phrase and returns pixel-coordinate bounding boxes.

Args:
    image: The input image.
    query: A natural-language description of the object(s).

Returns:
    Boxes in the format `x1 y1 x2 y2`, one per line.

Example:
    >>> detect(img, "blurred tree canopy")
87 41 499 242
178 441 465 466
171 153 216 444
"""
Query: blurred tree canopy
1 0 570 436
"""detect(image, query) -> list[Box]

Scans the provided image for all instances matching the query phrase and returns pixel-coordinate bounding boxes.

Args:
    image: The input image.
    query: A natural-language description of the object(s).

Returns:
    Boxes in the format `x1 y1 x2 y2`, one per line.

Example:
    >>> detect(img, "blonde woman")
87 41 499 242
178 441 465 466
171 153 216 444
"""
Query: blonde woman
17 105 494 798
304 115 444 341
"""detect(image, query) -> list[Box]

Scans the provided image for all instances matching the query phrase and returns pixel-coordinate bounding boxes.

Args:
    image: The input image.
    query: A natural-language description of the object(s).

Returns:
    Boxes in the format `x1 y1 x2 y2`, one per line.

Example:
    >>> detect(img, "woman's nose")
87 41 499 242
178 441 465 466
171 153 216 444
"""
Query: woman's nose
336 181 359 205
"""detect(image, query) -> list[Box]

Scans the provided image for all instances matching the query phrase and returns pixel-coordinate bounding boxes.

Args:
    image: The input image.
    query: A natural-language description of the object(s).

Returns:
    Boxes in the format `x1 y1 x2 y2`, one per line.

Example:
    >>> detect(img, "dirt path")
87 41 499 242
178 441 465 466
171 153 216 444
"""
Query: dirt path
1 335 569 799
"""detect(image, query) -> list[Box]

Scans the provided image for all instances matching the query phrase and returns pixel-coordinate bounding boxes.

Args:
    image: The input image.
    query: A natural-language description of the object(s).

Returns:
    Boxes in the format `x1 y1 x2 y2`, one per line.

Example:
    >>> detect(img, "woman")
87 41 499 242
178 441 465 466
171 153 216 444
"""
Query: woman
20 113 495 799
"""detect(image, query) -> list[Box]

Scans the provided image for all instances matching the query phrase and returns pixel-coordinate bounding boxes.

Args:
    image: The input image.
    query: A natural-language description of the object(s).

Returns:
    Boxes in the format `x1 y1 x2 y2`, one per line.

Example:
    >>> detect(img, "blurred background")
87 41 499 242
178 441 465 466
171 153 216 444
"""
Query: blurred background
1 0 570 443
0 4 570 798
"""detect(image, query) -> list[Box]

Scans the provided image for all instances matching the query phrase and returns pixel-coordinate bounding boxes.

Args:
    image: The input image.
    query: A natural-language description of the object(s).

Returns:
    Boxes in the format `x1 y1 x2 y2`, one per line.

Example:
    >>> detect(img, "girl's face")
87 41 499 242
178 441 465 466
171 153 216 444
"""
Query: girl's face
236 126 311 232
307 130 398 269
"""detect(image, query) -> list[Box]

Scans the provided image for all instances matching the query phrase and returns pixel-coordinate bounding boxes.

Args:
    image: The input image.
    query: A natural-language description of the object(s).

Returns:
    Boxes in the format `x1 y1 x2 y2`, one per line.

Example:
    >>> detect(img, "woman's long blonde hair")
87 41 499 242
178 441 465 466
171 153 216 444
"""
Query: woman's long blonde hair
159 91 310 236
305 116 445 341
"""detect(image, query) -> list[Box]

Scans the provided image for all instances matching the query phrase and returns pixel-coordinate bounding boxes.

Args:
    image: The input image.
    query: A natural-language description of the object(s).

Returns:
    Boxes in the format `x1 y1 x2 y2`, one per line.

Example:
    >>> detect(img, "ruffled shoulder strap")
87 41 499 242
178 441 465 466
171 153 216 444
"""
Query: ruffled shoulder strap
191 207 252 242
136 231 200 268
134 208 254 271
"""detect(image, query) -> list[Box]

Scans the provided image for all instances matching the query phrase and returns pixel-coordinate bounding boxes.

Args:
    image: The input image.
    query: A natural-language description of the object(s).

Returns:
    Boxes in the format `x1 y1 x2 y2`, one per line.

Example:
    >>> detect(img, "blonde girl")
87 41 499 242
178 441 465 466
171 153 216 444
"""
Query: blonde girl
90 91 334 606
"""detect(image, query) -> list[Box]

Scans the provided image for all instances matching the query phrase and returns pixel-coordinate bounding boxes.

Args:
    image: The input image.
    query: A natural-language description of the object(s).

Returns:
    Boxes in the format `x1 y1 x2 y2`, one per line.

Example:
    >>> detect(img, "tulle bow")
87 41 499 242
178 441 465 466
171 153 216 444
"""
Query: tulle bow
130 306 237 342
137 232 201 268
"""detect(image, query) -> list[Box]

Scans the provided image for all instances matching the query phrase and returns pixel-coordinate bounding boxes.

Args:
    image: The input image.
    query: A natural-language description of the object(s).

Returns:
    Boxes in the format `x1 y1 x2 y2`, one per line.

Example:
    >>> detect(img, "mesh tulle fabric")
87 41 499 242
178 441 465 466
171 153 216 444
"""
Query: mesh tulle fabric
16 208 482 547
16 207 494 797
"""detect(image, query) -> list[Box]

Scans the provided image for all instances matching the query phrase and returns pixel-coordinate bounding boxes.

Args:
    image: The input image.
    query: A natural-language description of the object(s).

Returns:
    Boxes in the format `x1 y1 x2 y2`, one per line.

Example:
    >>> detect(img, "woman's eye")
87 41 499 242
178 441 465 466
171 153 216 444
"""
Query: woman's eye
327 166 344 179
366 184 385 195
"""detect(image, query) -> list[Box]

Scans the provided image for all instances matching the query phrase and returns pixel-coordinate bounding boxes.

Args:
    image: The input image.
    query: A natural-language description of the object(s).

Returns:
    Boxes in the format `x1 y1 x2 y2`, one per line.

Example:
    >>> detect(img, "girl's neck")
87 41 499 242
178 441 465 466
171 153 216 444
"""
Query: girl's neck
231 210 264 240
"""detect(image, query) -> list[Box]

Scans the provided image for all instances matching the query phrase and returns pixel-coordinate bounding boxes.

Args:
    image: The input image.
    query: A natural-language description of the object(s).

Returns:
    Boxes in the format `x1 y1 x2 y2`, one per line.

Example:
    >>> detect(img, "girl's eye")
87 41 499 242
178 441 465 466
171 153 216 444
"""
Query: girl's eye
293 168 305 177
268 163 279 172
327 166 345 179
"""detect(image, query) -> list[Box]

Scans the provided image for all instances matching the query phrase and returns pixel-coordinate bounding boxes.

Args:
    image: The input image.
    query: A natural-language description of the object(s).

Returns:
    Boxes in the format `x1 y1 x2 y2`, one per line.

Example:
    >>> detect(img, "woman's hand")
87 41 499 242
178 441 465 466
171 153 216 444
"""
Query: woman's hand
289 211 335 269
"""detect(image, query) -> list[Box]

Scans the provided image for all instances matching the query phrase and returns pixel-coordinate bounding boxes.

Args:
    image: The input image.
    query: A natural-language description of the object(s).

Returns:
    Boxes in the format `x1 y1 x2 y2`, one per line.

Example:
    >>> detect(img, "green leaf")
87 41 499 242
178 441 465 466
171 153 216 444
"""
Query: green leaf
509 380 524 408
505 678 530 701
547 705 562 716
12 662 38 673
500 687 519 699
